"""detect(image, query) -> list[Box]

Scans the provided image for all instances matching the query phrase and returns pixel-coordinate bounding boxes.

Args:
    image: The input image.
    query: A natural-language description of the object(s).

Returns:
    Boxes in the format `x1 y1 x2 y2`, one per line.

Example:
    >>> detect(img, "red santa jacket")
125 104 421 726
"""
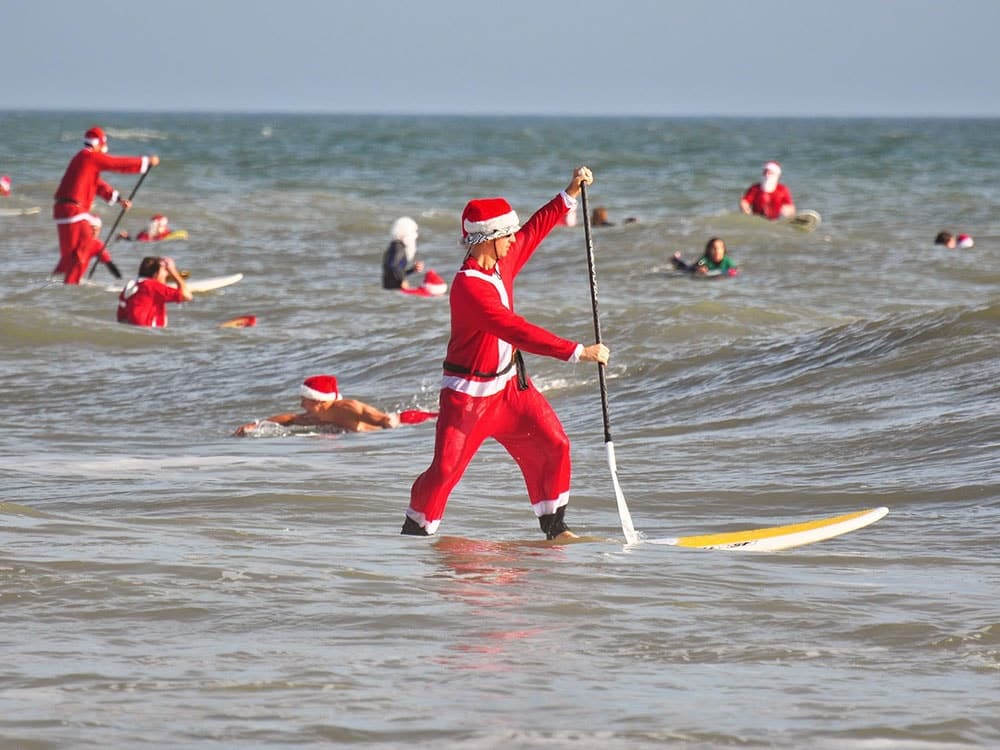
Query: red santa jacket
53 149 150 220
442 193 581 398
117 277 185 328
742 183 793 220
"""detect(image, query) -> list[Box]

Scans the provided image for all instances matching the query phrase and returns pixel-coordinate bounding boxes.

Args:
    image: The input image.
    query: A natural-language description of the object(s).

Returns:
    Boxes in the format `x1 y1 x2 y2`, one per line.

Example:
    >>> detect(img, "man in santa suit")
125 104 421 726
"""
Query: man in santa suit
401 165 609 541
740 160 796 220
52 126 159 284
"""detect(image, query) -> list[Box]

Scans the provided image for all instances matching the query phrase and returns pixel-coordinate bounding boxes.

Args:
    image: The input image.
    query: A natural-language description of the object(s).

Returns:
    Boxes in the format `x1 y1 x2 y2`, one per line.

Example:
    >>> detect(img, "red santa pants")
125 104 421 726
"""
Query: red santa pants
407 377 572 534
54 217 109 284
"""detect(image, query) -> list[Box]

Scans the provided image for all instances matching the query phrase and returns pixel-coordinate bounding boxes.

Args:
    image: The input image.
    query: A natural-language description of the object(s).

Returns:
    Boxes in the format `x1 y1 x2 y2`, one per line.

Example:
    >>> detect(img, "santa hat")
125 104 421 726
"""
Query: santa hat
422 269 448 296
461 197 520 246
763 161 782 175
84 126 107 149
300 375 340 401
956 233 974 249
0 175 10 195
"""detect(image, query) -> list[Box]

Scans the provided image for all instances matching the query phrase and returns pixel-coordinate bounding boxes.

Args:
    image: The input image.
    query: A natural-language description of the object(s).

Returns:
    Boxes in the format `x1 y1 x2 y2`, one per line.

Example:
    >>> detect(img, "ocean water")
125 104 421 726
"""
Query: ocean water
0 112 997 749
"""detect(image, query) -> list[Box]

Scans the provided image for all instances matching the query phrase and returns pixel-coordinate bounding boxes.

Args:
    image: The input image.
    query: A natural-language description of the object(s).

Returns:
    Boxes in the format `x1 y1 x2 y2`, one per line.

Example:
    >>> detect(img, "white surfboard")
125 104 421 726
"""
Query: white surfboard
0 206 41 217
431 507 887 552
171 273 244 293
644 506 887 551
783 209 821 232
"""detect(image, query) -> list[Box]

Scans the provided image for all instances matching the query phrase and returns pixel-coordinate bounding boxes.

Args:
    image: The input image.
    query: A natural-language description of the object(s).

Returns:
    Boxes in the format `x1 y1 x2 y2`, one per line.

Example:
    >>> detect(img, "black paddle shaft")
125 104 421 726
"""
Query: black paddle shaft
580 183 613 444
87 168 152 280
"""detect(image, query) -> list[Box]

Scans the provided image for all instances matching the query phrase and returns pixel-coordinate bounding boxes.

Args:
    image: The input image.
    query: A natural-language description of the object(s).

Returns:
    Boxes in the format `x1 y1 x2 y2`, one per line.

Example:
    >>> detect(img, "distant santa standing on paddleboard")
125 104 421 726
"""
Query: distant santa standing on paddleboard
52 126 159 284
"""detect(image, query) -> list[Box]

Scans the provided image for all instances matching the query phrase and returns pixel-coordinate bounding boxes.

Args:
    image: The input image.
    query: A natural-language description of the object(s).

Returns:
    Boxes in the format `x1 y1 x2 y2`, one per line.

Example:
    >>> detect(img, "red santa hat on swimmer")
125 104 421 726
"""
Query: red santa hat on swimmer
0 175 11 195
84 126 107 149
461 197 520 246
422 269 448 296
956 233 974 249
763 160 782 175
300 375 340 402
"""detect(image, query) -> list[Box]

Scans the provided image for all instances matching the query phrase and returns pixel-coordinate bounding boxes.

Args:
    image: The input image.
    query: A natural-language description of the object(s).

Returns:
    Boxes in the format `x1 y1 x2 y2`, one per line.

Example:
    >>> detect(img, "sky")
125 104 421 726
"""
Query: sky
4 0 1000 117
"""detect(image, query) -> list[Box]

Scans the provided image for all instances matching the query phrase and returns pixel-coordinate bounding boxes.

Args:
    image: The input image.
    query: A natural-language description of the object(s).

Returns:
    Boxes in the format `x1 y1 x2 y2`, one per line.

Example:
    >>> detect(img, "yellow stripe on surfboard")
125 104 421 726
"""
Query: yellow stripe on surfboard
646 507 888 552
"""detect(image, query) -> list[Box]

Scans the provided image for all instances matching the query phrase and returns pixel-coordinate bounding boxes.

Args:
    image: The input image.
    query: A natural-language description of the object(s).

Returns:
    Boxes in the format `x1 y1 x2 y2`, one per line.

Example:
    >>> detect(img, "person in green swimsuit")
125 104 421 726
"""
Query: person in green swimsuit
671 237 739 277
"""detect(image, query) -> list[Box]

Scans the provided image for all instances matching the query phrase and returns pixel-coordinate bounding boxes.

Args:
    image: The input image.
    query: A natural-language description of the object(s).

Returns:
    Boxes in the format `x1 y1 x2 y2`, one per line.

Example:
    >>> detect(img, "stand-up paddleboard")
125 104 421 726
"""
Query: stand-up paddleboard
432 507 887 552
170 273 243 293
0 206 41 217
783 209 821 232
644 506 887 551
399 269 447 298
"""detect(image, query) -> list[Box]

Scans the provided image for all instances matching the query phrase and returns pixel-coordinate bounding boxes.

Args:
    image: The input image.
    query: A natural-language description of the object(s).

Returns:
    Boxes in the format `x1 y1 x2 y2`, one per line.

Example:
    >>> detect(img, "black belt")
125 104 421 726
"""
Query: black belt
443 350 528 391
55 197 81 206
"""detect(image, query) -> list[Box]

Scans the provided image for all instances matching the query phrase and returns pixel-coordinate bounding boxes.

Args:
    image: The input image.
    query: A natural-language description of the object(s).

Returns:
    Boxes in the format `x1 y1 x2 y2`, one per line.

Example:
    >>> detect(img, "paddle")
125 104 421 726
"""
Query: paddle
87 168 152 280
580 183 639 545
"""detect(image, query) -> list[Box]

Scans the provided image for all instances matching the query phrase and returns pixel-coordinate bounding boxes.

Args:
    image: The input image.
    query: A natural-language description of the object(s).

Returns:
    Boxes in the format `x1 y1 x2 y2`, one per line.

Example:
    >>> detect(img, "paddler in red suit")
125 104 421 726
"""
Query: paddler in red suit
52 126 159 284
740 160 796 220
401 165 610 541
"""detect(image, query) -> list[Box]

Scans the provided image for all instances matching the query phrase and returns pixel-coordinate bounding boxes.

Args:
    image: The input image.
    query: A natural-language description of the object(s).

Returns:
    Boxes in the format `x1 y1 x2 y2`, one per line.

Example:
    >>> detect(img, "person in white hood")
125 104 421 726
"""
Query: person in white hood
381 216 425 290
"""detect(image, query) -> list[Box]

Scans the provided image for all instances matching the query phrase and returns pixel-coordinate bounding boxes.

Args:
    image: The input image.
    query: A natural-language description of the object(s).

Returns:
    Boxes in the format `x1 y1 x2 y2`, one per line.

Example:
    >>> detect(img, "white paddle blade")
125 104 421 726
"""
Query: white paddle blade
606 441 639 544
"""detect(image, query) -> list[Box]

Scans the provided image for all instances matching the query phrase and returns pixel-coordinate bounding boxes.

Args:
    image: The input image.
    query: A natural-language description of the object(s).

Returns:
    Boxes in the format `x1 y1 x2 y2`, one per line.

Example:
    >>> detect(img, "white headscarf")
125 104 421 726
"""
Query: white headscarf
391 216 419 262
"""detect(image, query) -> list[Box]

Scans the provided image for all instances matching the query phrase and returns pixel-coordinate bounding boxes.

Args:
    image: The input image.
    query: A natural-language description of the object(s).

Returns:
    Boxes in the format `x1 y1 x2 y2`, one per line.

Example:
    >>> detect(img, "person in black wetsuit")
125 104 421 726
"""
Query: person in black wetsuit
381 216 425 290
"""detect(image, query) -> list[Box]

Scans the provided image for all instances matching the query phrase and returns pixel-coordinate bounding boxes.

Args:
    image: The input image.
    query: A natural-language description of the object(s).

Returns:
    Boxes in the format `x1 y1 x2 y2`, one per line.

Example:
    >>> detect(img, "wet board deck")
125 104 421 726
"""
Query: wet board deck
171 273 243 292
0 206 41 217
111 272 244 294
645 506 888 551
783 209 822 232
432 507 888 552
219 315 257 328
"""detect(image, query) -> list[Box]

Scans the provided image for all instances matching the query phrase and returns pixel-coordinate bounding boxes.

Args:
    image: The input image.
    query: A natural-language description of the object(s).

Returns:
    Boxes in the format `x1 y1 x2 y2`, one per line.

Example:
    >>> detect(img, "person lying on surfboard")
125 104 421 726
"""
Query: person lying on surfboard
740 160 795 220
933 231 975 249
117 256 192 328
400 165 609 541
119 214 186 242
232 375 437 436
671 237 739 276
